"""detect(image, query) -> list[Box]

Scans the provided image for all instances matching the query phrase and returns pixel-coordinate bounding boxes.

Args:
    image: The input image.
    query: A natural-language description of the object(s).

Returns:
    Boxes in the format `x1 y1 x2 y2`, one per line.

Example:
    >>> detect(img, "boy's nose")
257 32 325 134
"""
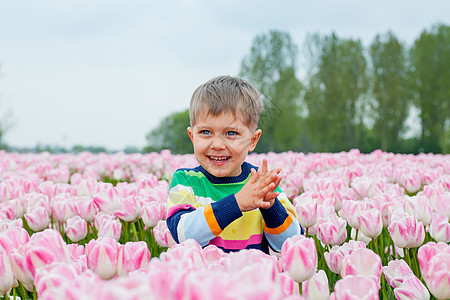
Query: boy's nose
210 136 226 149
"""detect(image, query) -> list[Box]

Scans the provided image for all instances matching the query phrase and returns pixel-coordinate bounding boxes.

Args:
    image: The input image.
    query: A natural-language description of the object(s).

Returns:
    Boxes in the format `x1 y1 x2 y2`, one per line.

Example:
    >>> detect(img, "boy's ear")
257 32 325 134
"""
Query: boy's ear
248 129 262 152
187 127 194 143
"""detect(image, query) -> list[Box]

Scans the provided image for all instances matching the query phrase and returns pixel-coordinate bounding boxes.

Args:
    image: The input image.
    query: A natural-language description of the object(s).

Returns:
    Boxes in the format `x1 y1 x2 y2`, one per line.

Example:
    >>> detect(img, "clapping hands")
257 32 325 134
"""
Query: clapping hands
235 159 283 212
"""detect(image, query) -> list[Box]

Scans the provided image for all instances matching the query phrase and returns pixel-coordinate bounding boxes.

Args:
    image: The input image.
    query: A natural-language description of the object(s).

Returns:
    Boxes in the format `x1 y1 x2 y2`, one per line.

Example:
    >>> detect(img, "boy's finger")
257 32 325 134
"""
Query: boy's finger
248 168 257 183
261 158 268 173
272 174 283 189
264 191 279 201
260 182 275 195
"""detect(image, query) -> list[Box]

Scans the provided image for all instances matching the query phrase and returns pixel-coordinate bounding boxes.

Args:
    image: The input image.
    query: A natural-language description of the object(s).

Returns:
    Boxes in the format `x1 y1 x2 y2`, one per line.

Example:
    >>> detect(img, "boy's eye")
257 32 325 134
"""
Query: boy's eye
200 130 211 135
226 131 238 136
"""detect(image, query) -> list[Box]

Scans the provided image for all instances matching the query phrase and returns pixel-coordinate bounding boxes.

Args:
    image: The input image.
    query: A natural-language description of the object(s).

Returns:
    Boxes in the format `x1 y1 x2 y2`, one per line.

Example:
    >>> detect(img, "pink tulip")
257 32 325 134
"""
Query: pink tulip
97 217 122 241
93 187 122 214
429 212 450 243
389 211 425 249
153 220 172 248
116 241 150 276
67 244 88 273
0 181 12 202
67 243 85 260
340 200 369 230
382 259 415 288
0 246 14 295
217 249 281 281
24 229 71 277
51 193 77 223
324 240 366 274
429 191 450 219
141 202 166 229
23 192 50 212
85 237 120 280
66 215 88 242
402 171 422 194
38 182 58 200
136 174 160 190
316 214 347 246
143 184 170 204
201 244 226 265
341 248 382 285
302 269 330 300
34 261 80 298
24 206 51 232
76 179 98 197
0 198 24 220
357 208 382 239
330 275 379 300
94 211 116 229
0 227 30 256
0 218 23 232
366 194 396 227
294 200 318 229
73 196 98 223
344 165 363 184
417 242 450 300
351 176 379 199
394 275 430 300
404 195 432 226
351 227 372 245
280 235 317 283
114 195 142 222
160 239 207 269
279 271 300 297
10 246 34 291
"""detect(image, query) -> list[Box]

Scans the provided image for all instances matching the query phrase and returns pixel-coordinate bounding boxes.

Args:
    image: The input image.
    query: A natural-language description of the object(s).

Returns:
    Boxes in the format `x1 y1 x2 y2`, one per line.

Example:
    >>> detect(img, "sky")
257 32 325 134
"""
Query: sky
0 0 449 151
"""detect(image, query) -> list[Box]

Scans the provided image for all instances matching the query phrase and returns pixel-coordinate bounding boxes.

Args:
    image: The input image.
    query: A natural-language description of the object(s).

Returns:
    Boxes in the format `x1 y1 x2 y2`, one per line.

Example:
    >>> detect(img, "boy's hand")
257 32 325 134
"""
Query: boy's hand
235 159 283 212
256 159 282 205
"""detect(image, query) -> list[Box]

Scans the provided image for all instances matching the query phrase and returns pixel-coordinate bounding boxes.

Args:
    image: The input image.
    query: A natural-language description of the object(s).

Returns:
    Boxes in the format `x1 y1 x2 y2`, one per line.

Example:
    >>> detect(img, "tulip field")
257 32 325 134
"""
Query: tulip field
0 149 449 299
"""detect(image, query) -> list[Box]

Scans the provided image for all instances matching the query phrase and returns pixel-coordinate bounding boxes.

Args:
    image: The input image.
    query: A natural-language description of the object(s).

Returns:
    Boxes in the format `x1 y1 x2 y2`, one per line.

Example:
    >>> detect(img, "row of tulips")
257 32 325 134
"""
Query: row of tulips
0 149 449 299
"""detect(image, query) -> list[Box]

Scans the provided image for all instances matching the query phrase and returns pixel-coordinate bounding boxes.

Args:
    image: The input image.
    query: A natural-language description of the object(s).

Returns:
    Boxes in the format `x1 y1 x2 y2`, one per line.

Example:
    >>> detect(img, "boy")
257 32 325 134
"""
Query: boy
166 75 302 254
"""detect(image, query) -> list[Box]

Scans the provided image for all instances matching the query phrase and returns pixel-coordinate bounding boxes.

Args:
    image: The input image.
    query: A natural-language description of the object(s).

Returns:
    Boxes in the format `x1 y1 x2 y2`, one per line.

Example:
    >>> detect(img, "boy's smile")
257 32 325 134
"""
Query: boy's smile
187 111 261 178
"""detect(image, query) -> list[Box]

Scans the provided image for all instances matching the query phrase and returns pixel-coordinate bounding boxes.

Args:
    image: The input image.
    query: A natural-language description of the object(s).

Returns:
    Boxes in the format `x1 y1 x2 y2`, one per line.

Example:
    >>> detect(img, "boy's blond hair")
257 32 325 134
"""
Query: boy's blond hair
189 76 264 130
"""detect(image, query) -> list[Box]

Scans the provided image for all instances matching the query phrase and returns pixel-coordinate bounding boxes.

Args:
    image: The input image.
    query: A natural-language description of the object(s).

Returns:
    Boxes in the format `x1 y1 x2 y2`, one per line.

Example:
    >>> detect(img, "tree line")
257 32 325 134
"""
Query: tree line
147 23 450 154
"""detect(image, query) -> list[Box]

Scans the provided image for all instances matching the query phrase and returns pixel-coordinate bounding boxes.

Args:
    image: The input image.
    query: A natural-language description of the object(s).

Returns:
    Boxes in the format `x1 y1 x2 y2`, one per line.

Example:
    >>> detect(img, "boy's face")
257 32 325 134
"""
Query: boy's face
187 111 261 177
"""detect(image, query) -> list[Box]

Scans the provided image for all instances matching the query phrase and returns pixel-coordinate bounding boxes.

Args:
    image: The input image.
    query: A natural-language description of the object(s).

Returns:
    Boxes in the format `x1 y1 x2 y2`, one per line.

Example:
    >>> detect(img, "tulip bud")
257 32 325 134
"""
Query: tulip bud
280 235 317 283
85 237 120 280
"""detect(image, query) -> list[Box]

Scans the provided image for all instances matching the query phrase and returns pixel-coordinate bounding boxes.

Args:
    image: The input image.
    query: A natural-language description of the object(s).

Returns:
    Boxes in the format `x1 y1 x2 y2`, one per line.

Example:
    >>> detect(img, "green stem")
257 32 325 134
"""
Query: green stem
18 279 28 300
33 286 37 300
137 219 145 241
299 282 302 295
404 248 412 271
410 247 421 279
373 236 379 256
131 222 139 242
355 228 359 241
122 221 129 243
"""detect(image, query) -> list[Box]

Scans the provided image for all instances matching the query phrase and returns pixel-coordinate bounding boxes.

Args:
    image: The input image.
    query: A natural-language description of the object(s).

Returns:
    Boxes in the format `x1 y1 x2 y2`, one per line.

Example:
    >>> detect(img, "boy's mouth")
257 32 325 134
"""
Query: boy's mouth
208 156 230 164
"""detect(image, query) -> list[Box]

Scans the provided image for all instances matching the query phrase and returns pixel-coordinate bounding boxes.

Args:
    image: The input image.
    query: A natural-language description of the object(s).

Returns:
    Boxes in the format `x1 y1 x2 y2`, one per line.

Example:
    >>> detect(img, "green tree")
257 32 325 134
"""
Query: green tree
410 23 450 153
369 31 411 152
304 33 369 152
239 30 306 152
145 109 192 154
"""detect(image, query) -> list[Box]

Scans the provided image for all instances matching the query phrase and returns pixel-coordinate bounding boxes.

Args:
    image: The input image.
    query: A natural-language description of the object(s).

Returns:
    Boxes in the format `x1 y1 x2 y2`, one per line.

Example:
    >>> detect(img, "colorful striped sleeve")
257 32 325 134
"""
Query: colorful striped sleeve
260 191 302 252
166 170 243 247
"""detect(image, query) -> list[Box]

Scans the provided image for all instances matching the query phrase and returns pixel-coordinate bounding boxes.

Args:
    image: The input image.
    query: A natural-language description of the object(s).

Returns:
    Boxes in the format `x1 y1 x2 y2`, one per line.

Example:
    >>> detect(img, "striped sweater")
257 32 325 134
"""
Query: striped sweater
166 162 302 254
